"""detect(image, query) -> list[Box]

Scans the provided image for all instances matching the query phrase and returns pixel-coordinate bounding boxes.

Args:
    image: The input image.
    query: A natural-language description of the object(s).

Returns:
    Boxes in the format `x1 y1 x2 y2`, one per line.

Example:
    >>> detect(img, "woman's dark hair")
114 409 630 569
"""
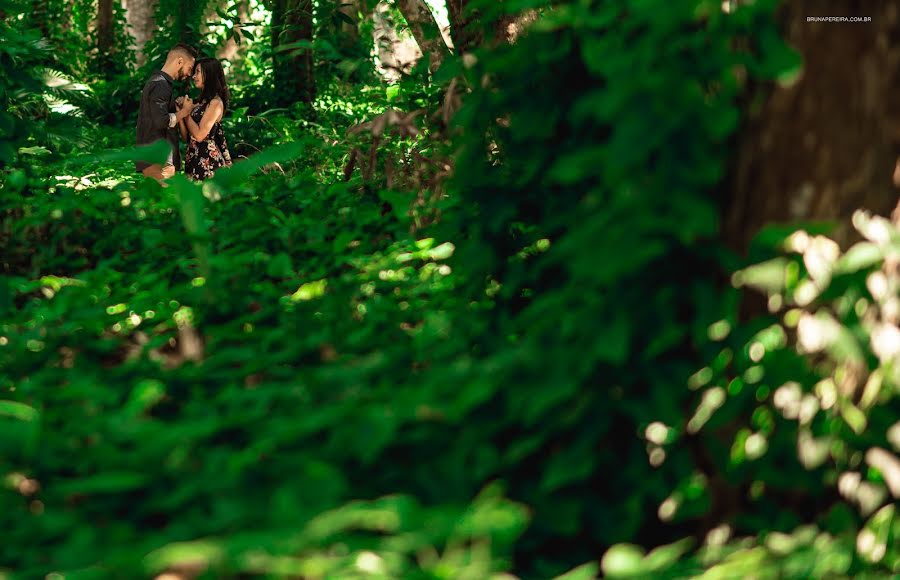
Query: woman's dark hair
194 57 230 111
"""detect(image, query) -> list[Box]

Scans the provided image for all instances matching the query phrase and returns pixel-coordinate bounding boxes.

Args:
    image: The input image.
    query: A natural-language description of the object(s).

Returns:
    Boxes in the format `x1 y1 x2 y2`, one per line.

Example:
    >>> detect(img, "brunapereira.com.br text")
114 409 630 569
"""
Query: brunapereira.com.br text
806 16 871 22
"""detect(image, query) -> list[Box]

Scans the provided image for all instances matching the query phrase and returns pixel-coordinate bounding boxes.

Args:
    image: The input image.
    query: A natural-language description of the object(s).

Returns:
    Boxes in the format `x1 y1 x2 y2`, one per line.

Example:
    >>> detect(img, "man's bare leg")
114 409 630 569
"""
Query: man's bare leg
142 163 176 183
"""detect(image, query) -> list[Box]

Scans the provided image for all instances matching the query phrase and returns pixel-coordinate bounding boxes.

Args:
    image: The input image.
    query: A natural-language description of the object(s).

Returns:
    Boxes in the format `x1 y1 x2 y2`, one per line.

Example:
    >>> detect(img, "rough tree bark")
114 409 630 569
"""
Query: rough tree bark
394 0 449 71
724 2 900 252
272 0 315 105
373 1 418 82
446 0 481 53
447 0 537 52
124 0 158 68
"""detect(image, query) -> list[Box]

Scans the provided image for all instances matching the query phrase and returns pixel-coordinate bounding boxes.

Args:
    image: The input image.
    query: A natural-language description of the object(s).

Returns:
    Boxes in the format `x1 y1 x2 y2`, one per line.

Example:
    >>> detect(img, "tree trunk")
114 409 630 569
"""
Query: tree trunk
217 0 250 63
332 0 372 65
501 10 539 44
724 2 900 252
447 0 537 52
394 0 448 71
339 0 360 44
272 0 315 105
446 0 481 53
28 0 50 37
373 1 416 82
97 0 114 73
124 0 158 68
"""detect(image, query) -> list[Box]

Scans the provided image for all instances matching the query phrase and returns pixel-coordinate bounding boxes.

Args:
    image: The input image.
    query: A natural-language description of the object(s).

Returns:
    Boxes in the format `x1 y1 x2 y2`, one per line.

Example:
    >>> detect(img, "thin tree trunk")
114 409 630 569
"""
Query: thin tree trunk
339 0 360 44
124 0 157 68
28 0 50 37
724 2 900 251
272 0 315 105
97 0 114 73
394 0 448 71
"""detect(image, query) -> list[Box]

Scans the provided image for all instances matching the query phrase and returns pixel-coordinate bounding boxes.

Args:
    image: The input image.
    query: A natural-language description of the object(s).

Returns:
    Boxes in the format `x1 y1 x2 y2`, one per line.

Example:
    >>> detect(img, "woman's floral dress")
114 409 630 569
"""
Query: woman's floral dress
184 99 232 180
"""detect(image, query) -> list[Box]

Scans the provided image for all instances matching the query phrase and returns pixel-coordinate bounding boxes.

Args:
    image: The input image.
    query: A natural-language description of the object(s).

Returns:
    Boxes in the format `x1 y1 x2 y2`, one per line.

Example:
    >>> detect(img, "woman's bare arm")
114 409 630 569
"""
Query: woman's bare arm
184 98 224 142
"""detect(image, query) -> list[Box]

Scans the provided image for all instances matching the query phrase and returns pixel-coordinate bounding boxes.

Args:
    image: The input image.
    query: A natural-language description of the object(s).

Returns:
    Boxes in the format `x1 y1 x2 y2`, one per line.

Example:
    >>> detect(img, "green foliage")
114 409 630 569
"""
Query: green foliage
0 3 53 167
142 0 214 73
312 0 378 83
199 0 274 97
601 213 900 578
2 0 898 578
0 131 527 577
440 0 799 574
660 214 900 577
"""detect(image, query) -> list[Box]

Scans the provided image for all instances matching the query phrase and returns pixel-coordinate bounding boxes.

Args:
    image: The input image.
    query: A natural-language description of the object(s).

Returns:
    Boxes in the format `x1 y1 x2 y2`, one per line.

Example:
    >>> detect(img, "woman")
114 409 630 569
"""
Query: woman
178 57 233 180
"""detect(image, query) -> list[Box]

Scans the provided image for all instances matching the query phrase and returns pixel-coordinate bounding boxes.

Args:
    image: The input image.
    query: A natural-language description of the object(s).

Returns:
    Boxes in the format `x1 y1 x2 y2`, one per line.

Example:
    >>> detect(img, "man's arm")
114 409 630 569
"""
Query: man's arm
147 79 177 132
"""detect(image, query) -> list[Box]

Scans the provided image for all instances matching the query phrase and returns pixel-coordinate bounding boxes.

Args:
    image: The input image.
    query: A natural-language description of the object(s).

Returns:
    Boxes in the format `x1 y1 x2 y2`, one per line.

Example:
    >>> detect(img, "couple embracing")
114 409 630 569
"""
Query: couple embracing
135 44 232 182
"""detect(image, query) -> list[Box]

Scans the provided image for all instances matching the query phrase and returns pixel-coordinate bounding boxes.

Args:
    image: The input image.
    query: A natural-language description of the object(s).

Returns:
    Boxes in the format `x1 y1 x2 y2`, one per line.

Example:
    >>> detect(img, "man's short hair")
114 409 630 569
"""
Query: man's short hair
168 43 198 61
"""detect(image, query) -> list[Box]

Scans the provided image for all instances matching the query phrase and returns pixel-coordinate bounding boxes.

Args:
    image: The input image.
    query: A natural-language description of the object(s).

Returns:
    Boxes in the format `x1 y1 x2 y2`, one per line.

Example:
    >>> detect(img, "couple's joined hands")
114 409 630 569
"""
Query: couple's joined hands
175 95 195 121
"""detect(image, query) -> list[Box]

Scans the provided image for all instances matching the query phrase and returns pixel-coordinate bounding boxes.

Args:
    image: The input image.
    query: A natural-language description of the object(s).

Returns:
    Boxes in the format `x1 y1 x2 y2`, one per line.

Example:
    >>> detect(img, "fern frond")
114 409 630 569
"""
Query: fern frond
38 68 96 118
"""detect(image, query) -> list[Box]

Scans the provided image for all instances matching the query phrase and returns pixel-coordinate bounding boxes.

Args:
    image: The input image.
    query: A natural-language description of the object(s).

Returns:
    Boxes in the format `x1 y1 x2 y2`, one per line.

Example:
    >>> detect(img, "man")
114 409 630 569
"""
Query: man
135 43 197 180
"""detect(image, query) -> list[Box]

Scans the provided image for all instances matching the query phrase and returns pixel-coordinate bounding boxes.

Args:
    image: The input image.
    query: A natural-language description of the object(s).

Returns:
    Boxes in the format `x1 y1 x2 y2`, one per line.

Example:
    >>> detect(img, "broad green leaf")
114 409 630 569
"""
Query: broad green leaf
212 141 307 190
169 175 211 279
553 561 599 580
76 140 172 166
835 242 882 274
55 472 148 495
643 538 694 571
144 540 225 573
734 258 789 293
0 400 39 422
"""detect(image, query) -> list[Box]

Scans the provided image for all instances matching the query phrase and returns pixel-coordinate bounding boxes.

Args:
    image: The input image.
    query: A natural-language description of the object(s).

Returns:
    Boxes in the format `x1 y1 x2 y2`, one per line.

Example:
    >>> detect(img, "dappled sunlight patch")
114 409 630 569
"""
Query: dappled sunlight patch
290 279 327 302
707 319 731 341
201 181 223 202
644 421 670 445
601 539 694 578
396 239 455 263
888 422 900 451
838 471 886 516
687 386 725 433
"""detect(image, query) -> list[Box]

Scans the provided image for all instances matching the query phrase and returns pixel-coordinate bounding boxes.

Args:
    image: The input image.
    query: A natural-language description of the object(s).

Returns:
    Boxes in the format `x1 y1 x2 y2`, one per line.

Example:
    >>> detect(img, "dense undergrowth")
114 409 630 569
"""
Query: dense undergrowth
1 0 898 578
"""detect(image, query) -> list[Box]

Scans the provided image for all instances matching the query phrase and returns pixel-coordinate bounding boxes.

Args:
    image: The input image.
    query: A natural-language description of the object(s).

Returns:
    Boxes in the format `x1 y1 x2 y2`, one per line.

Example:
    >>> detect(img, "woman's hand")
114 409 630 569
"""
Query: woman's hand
176 96 194 121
